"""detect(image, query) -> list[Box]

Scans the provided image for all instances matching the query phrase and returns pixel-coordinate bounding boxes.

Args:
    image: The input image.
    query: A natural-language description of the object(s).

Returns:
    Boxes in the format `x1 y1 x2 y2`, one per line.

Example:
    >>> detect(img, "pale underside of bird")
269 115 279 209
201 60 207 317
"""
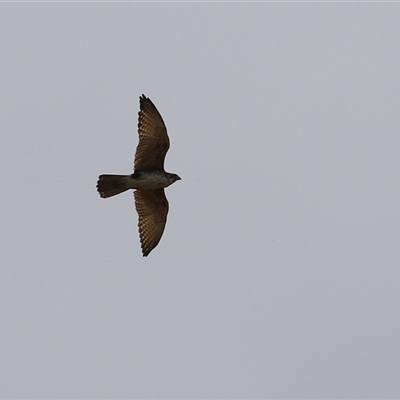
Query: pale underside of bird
97 95 181 257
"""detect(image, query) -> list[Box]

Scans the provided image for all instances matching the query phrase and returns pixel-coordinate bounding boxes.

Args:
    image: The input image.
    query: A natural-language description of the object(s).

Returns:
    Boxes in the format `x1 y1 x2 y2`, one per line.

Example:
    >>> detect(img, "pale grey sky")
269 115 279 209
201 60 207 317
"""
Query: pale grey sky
1 3 400 398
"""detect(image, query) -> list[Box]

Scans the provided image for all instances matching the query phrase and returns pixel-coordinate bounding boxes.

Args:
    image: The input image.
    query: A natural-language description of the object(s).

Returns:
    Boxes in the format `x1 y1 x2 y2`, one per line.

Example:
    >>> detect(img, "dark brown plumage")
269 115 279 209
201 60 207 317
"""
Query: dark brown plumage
135 96 170 172
134 189 169 257
96 94 180 256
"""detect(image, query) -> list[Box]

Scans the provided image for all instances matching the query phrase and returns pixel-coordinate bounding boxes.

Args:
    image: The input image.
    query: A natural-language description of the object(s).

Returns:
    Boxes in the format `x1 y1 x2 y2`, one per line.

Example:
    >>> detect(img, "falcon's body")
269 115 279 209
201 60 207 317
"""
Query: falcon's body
97 95 180 257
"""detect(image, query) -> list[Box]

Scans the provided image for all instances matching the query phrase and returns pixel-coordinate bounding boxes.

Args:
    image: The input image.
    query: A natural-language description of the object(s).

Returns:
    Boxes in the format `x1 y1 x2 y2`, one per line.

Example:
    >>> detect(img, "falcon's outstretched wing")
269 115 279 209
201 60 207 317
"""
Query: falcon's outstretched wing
134 95 170 172
134 189 169 257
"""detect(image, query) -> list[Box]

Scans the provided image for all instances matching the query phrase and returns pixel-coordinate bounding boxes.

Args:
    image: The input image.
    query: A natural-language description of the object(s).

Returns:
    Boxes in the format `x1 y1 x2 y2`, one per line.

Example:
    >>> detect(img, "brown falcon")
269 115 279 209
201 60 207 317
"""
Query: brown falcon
97 95 181 257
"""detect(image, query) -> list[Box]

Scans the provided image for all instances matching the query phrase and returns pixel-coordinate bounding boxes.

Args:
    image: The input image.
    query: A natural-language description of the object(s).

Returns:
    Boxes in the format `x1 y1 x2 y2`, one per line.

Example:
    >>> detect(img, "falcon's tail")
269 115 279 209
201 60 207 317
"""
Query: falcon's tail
97 174 131 198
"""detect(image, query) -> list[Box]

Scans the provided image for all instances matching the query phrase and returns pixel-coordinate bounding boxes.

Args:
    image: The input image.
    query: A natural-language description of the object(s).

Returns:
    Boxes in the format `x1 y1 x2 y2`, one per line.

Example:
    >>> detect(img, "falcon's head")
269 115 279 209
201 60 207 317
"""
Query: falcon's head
167 173 181 185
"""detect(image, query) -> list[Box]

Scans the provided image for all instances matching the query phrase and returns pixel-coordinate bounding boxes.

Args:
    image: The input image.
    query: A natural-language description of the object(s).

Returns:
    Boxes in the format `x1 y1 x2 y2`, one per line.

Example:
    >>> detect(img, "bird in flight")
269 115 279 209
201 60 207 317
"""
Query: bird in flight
97 95 181 257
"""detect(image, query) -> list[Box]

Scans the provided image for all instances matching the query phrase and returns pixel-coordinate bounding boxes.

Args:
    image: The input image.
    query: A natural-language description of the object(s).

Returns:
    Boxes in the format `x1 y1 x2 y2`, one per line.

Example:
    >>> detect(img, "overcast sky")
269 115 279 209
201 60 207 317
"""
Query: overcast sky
1 3 400 398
